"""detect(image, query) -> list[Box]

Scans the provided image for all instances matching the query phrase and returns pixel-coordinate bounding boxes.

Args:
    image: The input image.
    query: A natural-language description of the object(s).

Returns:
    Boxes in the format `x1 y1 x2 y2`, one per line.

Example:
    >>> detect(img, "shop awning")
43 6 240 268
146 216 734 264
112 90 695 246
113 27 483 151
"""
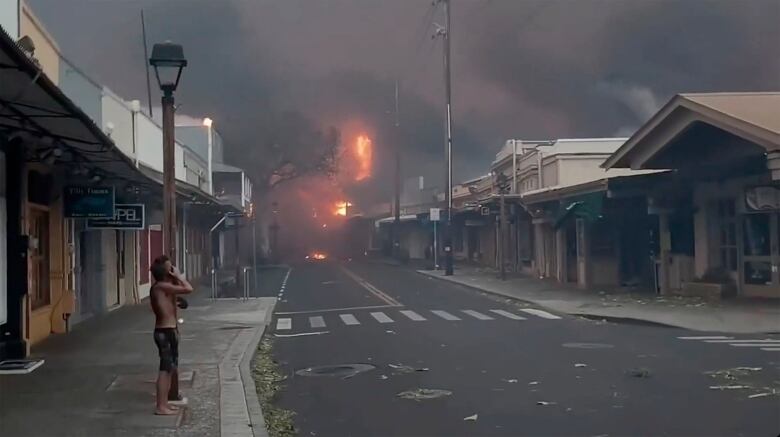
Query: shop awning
0 28 156 188
375 214 418 225
552 192 603 230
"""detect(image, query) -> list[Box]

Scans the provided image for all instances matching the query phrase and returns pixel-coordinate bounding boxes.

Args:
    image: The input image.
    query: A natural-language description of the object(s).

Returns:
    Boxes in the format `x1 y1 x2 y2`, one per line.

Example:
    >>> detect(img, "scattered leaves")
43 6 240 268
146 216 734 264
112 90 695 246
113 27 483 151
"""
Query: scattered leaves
252 337 296 437
396 388 452 400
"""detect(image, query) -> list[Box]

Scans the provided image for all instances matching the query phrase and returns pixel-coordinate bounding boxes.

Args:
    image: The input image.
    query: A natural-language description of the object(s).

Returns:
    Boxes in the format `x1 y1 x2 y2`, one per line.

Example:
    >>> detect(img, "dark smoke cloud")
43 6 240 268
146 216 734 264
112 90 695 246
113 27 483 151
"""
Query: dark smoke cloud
28 0 780 197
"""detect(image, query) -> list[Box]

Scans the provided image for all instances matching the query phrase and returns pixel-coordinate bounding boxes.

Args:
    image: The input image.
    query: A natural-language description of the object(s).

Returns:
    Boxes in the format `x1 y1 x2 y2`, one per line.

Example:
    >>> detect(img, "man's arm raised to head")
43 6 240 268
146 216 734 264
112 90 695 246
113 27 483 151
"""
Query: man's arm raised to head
156 280 193 296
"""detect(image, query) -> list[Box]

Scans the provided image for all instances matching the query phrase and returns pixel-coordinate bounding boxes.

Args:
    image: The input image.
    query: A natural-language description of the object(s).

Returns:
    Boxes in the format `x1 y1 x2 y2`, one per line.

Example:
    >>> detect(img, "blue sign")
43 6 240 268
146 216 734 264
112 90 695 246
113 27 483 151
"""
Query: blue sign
87 204 145 229
64 186 115 218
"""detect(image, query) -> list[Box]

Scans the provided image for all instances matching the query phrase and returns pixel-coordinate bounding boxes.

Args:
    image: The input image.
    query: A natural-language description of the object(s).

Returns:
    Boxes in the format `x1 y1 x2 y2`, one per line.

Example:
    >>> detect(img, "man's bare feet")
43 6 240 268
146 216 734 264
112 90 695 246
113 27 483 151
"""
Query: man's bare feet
154 405 179 415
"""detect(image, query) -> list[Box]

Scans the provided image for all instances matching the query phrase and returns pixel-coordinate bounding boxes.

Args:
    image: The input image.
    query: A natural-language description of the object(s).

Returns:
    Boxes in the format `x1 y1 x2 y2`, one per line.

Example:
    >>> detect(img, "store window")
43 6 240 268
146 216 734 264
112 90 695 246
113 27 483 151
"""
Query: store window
715 198 738 272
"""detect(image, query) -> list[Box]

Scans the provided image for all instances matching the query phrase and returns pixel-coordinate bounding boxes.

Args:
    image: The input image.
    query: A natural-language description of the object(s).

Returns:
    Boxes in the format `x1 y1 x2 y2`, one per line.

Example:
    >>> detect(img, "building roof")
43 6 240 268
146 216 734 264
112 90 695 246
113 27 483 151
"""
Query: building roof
603 92 780 169
682 92 780 136
0 26 157 189
544 138 628 157
213 162 244 173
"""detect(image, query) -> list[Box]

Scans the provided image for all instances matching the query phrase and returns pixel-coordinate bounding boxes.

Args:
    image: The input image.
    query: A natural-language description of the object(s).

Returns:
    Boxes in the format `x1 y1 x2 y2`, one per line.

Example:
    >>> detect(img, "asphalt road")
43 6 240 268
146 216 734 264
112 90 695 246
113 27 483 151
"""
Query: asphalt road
269 259 780 437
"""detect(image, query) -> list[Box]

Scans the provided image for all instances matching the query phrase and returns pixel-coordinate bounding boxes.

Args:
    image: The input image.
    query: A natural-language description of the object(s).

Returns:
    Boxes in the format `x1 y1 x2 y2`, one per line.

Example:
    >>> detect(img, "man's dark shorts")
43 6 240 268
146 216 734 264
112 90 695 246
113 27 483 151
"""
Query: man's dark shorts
153 328 179 372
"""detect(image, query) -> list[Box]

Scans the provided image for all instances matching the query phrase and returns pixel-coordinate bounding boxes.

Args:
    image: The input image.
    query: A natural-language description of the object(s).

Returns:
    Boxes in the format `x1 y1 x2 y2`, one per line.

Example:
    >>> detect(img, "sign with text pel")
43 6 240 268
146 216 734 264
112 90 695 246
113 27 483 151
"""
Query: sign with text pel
87 204 145 229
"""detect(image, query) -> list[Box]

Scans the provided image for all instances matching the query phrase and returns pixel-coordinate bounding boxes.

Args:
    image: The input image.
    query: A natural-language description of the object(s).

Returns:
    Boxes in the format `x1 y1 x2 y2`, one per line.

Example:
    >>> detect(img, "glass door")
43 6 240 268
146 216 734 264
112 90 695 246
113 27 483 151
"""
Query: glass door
742 213 779 296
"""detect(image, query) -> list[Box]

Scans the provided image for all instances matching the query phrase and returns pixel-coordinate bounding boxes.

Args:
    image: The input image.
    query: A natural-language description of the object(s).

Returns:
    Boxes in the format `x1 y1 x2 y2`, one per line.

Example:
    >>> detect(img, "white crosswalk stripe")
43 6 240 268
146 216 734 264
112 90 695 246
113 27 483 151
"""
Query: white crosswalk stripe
275 306 570 331
431 310 461 321
705 339 780 343
276 318 291 330
520 308 561 319
339 314 360 325
730 343 780 347
399 310 426 321
309 316 326 329
461 310 494 320
490 309 526 320
677 335 780 353
370 312 394 323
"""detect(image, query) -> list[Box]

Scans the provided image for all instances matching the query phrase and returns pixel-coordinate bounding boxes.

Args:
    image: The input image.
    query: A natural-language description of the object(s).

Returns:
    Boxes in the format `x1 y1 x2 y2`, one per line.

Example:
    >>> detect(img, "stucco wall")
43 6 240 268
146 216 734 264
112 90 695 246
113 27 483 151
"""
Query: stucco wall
20 4 59 84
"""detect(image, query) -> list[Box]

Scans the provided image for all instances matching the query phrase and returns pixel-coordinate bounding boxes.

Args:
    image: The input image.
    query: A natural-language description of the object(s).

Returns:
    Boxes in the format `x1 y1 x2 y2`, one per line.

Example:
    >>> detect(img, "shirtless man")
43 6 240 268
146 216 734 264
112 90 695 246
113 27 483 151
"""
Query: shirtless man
152 255 188 405
150 260 193 415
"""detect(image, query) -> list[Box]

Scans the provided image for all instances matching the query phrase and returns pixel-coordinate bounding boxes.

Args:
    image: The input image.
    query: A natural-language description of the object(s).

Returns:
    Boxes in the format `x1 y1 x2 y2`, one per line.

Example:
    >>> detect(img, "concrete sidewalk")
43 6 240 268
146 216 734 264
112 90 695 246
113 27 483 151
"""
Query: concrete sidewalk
418 266 780 334
0 291 275 437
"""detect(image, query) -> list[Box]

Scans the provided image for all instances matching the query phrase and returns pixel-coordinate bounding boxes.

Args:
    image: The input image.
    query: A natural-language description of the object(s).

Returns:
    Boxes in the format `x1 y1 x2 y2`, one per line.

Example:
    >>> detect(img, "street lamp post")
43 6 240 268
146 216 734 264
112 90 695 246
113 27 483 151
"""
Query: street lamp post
149 41 187 262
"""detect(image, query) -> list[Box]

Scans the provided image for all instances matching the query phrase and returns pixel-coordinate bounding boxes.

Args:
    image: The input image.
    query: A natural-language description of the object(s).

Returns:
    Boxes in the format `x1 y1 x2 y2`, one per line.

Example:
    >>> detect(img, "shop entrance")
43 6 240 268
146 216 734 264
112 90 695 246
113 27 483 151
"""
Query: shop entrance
741 212 780 297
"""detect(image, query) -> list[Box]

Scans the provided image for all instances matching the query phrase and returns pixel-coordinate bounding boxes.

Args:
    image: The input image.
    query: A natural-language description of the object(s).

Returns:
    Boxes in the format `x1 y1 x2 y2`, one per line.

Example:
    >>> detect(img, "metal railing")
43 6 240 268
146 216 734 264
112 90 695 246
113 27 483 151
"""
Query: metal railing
242 266 253 300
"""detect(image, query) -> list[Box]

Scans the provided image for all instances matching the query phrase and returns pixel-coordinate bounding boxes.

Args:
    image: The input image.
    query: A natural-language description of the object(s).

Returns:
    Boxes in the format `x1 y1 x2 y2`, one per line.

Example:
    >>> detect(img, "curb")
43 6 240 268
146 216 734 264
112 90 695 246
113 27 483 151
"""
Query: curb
219 300 276 437
240 324 268 437
417 270 780 334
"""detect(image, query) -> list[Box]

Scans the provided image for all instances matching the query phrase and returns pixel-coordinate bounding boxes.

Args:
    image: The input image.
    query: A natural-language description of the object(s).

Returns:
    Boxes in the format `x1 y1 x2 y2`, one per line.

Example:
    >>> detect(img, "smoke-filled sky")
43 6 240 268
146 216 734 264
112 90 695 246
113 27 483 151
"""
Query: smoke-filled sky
29 0 780 201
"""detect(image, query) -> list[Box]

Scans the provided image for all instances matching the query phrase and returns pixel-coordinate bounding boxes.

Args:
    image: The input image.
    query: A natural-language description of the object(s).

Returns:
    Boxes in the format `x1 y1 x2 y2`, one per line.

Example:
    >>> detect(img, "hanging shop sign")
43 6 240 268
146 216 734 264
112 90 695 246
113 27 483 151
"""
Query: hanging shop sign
64 186 114 218
87 204 145 229
745 186 780 212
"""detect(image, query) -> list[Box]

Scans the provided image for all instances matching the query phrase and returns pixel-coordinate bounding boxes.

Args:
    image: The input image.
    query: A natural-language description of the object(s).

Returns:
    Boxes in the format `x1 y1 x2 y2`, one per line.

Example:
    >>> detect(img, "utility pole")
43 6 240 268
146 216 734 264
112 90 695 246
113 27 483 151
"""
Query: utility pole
393 80 402 260
442 0 455 276
495 172 510 281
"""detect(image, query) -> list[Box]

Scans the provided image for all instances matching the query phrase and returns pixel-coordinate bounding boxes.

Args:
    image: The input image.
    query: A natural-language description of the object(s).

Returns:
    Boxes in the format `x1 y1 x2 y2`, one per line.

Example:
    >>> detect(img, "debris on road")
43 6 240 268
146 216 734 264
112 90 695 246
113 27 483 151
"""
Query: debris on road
574 363 588 368
385 330 396 335
709 385 751 390
536 401 557 406
389 363 429 373
502 378 518 383
380 375 388 380
463 414 478 421
627 367 652 378
396 388 452 400
274 331 330 338
528 381 540 385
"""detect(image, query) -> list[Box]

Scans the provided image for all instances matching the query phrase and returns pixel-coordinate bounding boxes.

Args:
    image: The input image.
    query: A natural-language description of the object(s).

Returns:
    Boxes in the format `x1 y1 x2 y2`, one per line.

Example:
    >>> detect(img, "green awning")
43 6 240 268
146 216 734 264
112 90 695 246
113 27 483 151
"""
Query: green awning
553 192 603 230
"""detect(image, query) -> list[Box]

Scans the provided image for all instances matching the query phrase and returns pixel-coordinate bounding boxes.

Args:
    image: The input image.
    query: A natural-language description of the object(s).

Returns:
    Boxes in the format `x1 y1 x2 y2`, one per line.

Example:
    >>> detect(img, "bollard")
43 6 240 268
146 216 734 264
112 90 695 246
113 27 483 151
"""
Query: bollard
211 268 218 300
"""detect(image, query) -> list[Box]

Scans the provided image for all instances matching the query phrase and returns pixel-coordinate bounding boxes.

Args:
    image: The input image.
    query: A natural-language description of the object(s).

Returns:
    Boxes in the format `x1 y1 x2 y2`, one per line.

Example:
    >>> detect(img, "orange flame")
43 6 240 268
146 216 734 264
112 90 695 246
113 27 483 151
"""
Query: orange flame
354 135 372 181
334 201 353 216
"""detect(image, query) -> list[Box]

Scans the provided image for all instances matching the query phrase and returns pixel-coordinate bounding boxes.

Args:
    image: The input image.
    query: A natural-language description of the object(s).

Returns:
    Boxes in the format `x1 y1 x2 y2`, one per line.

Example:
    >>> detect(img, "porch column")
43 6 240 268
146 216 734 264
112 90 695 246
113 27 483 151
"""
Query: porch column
658 212 672 294
576 218 591 289
555 227 566 282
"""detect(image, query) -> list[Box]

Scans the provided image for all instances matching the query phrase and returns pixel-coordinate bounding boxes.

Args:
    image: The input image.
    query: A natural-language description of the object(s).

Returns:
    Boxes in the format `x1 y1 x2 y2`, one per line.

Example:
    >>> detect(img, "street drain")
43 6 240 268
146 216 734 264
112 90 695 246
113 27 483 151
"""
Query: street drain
295 364 375 378
562 342 614 349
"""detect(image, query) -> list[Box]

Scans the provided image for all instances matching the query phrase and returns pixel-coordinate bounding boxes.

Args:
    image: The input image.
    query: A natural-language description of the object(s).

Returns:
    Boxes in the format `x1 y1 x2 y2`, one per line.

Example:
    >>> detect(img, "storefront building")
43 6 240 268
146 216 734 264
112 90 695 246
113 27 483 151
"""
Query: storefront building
604 92 780 298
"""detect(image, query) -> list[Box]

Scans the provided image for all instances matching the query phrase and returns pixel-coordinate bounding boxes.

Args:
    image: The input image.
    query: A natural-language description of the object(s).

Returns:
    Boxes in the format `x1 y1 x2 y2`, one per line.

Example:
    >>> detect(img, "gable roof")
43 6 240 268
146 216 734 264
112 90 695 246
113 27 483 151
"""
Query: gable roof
603 92 780 169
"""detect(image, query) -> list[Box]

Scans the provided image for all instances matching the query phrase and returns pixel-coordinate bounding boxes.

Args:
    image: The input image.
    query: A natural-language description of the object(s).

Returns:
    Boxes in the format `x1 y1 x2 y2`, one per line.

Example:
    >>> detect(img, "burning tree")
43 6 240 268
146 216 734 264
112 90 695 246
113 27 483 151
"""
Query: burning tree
224 110 341 260
234 110 340 194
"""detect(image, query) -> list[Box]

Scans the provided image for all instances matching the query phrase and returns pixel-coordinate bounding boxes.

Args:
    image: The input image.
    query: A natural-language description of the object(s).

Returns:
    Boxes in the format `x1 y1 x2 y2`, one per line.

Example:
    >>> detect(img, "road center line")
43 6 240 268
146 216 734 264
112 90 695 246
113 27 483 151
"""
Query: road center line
340 266 403 307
